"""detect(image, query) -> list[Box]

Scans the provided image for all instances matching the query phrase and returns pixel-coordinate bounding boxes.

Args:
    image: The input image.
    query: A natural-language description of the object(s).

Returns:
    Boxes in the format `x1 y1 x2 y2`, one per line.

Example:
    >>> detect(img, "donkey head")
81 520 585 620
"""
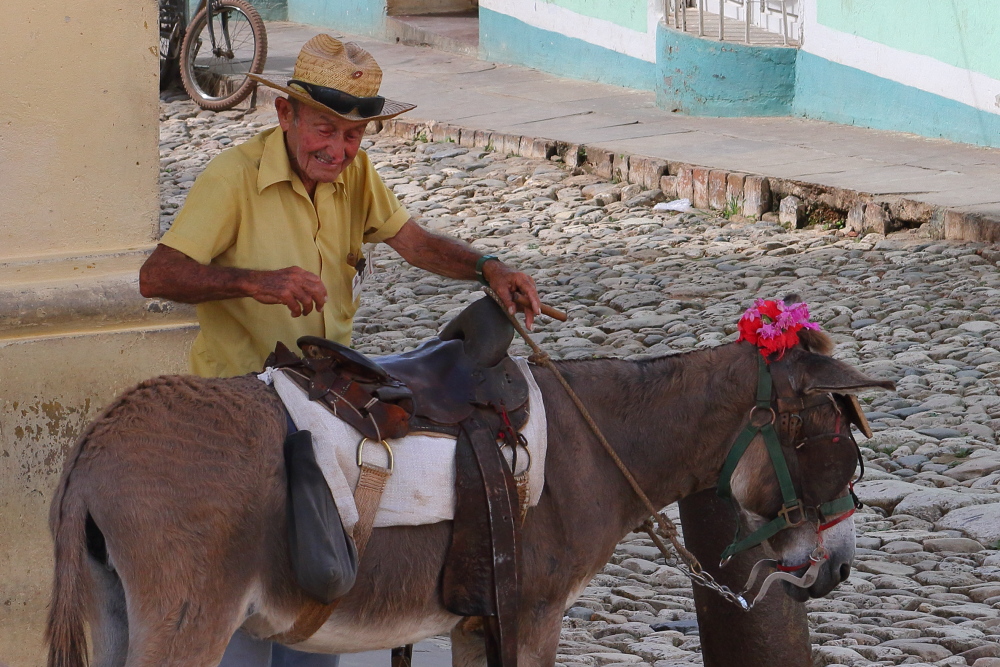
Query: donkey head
726 330 894 599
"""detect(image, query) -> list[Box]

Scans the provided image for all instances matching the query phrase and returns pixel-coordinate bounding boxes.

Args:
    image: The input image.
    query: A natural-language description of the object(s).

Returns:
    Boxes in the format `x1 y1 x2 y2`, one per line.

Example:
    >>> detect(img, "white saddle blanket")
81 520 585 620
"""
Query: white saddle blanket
266 357 547 534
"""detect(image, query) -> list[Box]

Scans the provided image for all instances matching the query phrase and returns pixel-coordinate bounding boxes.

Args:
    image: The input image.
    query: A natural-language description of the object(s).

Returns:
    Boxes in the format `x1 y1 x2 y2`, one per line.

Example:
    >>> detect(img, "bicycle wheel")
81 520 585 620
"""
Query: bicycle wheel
159 0 186 90
179 0 267 111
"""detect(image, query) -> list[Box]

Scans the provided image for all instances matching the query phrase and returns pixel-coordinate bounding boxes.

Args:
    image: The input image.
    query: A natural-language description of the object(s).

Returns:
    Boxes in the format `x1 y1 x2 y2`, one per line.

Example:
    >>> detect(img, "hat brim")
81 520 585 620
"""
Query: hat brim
248 73 416 122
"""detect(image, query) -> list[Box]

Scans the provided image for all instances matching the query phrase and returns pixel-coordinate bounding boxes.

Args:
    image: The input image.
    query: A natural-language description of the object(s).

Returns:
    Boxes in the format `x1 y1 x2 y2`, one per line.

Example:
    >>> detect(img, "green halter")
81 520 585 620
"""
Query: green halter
716 355 857 562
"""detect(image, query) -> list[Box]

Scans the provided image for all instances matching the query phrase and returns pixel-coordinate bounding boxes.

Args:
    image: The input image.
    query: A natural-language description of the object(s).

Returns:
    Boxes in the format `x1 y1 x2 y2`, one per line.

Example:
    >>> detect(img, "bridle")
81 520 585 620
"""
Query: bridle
716 355 863 570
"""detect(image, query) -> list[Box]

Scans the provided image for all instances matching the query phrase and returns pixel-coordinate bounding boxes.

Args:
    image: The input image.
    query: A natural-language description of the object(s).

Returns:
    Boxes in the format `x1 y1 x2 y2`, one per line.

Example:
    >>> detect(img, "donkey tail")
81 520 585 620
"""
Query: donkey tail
45 443 92 667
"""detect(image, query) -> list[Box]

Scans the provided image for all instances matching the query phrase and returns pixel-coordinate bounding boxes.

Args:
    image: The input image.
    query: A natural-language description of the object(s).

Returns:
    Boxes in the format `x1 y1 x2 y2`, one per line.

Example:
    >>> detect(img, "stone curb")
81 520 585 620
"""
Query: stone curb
377 117 998 243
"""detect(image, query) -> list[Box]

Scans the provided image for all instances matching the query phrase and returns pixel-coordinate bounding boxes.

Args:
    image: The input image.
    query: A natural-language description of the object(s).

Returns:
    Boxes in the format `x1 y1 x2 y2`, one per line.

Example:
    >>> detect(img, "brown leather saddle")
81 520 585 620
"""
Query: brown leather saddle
268 296 530 667
271 296 530 439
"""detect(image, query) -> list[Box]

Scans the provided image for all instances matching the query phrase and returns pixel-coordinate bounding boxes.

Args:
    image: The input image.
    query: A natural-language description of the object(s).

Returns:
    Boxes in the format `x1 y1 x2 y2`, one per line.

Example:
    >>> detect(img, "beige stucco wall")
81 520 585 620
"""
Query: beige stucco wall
0 1 199 665
0 327 197 667
0 0 160 261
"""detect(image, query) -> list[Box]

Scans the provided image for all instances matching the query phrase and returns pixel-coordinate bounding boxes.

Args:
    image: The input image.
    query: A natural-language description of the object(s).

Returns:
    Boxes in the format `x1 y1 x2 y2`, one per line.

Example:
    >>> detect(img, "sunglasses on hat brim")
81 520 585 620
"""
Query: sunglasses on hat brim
289 80 386 118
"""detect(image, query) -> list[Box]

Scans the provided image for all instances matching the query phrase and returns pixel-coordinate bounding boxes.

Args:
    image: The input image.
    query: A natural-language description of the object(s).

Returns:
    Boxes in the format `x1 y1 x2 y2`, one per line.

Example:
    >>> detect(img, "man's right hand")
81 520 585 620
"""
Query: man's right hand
139 244 327 317
244 266 327 317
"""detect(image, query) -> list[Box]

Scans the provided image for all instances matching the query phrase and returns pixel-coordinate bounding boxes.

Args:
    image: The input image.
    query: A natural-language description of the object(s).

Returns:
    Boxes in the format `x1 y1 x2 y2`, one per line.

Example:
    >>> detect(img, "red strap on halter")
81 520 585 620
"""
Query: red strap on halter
818 506 856 532
776 561 806 572
774 506 855 572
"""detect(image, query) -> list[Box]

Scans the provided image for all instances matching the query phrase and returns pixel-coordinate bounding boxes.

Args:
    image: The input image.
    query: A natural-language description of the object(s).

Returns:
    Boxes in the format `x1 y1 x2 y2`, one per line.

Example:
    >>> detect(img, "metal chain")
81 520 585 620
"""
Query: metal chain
685 567 751 610
640 516 751 611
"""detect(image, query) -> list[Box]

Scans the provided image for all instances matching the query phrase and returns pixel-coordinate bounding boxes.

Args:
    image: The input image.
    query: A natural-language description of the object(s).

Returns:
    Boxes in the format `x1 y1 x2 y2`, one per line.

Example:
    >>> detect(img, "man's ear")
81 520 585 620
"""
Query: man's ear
275 96 294 131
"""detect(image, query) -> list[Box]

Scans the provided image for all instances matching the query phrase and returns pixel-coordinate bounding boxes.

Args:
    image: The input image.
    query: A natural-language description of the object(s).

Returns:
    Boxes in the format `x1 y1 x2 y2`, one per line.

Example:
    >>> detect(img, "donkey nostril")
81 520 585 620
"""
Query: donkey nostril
839 563 851 582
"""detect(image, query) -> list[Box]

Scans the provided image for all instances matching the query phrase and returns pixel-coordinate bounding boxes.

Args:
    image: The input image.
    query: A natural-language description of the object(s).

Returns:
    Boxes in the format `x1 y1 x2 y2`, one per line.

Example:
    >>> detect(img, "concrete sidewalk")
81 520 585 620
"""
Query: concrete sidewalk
260 21 1000 237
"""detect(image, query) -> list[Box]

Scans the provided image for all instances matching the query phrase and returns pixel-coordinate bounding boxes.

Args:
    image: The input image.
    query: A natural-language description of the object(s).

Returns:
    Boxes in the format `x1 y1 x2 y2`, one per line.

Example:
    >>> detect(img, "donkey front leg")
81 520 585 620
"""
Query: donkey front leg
451 618 489 667
517 606 563 667
450 609 563 667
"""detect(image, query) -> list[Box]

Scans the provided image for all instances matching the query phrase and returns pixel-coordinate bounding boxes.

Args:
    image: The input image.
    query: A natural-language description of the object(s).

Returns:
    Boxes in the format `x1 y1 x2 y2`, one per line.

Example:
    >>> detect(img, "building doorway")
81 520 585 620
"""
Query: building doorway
386 0 479 57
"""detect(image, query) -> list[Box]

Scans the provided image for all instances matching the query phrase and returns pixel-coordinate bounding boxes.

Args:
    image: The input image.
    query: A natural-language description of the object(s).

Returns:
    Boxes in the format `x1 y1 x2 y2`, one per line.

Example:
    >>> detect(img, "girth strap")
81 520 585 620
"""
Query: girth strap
442 410 521 667
467 415 520 667
352 439 394 558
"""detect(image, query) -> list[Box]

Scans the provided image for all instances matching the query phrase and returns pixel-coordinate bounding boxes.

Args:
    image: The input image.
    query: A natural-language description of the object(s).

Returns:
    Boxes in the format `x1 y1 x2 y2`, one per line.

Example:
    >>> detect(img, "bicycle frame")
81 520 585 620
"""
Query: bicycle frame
179 0 267 110
159 0 188 88
196 0 236 59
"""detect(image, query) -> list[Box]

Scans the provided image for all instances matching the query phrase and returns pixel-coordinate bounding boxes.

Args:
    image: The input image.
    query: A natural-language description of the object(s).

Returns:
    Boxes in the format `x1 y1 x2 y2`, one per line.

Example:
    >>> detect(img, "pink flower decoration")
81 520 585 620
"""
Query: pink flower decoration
737 299 820 361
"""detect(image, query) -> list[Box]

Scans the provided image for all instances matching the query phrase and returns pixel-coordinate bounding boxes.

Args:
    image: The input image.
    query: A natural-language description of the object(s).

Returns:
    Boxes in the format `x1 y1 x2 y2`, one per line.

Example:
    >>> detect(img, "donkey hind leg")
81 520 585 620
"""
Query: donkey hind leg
87 556 129 667
119 581 247 667
122 606 239 667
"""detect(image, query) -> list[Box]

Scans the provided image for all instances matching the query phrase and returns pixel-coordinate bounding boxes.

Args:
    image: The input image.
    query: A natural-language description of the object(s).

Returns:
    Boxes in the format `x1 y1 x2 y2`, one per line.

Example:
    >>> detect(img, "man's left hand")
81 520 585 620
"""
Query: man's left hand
481 259 542 330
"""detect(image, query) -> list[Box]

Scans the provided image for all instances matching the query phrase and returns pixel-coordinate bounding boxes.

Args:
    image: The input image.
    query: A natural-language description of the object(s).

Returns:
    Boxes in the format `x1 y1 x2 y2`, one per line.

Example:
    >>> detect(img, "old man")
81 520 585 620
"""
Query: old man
140 34 540 667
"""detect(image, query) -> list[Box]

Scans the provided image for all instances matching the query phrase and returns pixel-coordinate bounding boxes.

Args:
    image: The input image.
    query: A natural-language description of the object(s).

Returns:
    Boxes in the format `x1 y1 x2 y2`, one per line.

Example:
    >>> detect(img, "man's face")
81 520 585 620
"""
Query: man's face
277 98 369 187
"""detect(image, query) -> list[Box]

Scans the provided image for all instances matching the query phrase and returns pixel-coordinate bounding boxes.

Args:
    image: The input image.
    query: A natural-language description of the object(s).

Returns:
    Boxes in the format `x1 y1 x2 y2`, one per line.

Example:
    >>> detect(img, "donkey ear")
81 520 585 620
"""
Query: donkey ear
798 328 834 355
799 354 895 395
838 393 874 438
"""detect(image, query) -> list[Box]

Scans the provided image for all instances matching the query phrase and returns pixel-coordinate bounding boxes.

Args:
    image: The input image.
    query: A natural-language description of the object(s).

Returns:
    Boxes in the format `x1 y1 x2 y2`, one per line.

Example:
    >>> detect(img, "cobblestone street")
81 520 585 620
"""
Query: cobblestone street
161 97 1000 667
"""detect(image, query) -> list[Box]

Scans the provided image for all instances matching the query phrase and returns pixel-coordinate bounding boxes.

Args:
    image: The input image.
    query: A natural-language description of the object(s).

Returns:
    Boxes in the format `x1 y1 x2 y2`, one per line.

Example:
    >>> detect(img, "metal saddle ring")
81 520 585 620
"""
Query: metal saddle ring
499 439 532 475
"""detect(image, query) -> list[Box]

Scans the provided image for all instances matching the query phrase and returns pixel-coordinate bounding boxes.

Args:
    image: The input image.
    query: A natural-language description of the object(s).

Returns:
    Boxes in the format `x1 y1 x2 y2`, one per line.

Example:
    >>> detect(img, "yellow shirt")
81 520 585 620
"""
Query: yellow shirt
161 127 410 378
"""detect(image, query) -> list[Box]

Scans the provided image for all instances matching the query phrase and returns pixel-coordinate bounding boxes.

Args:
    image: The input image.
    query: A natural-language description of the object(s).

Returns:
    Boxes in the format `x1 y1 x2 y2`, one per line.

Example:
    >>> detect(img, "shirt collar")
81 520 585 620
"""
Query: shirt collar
257 127 347 196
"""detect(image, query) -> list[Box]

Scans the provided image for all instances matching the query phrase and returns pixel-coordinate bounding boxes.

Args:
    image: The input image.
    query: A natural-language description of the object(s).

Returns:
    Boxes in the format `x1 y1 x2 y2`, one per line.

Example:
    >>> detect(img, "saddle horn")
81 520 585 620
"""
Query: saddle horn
439 296 515 367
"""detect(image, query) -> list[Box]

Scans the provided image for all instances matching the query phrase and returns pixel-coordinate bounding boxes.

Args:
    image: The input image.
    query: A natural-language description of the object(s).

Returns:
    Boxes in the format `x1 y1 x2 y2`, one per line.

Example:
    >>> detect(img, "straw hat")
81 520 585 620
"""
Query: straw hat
249 35 415 122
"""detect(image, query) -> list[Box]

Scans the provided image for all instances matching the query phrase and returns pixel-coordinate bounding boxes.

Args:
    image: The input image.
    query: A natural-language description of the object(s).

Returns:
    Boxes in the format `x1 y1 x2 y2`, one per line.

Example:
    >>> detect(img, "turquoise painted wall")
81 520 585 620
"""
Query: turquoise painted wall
186 0 286 22
479 7 656 91
794 51 1000 149
286 0 387 37
265 0 997 148
251 0 287 22
655 24 796 116
816 0 1000 81
544 0 647 32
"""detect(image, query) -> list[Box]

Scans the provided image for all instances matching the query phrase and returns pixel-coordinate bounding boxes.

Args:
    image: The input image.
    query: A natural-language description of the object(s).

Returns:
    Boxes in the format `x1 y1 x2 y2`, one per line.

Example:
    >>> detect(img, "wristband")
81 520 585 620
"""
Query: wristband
475 255 499 286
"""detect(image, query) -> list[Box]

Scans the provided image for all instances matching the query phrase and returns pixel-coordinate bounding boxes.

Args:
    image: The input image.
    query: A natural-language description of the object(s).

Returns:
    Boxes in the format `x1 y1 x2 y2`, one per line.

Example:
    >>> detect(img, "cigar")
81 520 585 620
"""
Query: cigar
513 295 568 322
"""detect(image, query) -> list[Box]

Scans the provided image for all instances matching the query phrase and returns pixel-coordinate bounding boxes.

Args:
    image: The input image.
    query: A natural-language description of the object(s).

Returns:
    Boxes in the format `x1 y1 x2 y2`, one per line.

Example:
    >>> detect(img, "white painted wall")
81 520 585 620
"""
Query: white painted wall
480 0 662 63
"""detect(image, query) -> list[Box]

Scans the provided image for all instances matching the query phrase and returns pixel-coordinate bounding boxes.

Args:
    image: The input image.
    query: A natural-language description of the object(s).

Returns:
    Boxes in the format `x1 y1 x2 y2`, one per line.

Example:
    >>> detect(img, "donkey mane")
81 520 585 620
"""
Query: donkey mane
550 341 758 424
548 330 835 430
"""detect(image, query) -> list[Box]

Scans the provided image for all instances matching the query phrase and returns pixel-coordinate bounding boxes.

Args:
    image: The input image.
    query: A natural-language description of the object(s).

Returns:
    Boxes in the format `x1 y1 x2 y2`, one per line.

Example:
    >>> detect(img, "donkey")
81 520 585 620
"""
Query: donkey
47 329 892 667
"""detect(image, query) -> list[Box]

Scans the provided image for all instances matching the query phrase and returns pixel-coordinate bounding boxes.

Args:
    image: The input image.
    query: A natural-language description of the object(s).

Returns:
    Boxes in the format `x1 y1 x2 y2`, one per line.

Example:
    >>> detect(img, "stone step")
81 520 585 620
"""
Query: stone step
386 12 479 58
